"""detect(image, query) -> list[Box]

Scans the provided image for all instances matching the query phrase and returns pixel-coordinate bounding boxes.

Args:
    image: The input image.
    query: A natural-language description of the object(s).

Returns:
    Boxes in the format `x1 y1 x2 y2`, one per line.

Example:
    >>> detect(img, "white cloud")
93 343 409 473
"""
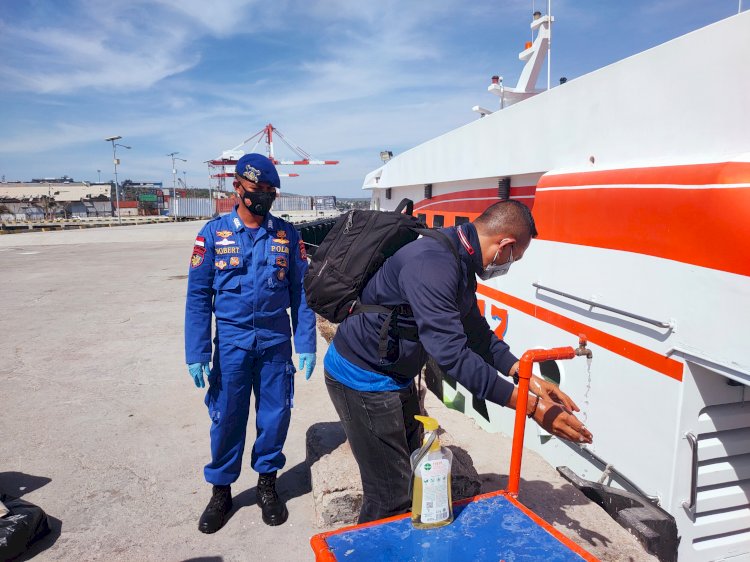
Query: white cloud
0 0 275 94
9 0 732 196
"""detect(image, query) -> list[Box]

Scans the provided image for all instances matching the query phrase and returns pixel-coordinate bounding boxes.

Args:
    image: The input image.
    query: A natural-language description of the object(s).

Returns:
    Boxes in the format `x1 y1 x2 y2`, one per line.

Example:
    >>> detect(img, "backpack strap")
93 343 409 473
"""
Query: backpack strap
413 228 460 262
394 198 414 215
349 229 460 314
368 228 464 361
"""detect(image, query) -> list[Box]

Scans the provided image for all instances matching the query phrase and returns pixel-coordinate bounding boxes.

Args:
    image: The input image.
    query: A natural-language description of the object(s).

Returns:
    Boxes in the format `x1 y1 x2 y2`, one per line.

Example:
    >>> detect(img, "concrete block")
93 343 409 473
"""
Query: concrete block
307 422 362 528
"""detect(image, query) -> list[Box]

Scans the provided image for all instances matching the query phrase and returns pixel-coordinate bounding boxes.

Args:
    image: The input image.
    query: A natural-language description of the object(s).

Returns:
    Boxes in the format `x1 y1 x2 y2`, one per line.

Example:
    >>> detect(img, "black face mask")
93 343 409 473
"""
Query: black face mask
241 188 276 216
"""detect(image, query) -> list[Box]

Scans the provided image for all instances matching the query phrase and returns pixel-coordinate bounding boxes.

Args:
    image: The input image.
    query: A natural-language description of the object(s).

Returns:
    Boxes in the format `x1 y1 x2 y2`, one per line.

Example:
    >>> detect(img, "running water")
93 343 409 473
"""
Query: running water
582 357 593 424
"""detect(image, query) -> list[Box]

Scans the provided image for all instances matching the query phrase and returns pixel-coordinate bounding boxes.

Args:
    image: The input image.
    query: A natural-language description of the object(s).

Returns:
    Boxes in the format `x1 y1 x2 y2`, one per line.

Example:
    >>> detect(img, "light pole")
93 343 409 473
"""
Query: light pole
105 136 131 224
97 169 101 182
167 152 187 219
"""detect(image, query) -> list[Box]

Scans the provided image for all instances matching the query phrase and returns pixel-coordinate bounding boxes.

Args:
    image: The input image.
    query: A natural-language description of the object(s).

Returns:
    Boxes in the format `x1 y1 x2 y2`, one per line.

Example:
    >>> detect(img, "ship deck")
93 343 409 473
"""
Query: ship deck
1 222 655 561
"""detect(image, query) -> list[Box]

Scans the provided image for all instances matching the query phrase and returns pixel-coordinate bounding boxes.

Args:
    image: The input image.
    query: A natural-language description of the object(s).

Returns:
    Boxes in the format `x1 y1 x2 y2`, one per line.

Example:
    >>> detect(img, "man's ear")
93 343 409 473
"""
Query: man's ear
233 180 241 189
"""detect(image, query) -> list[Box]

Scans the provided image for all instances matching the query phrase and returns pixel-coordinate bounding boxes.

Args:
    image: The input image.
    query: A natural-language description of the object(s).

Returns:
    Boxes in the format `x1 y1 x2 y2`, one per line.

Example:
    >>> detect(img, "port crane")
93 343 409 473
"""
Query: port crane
208 123 339 192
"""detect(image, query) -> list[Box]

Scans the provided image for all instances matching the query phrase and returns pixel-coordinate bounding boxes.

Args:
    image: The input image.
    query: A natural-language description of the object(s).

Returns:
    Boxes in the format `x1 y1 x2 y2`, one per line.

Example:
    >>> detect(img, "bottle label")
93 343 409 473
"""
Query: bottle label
419 458 450 523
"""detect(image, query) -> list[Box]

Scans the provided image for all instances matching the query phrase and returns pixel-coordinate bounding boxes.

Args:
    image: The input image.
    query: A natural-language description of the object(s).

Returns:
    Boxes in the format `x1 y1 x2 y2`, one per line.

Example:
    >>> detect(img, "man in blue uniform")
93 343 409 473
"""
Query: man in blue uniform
185 153 317 533
324 200 593 523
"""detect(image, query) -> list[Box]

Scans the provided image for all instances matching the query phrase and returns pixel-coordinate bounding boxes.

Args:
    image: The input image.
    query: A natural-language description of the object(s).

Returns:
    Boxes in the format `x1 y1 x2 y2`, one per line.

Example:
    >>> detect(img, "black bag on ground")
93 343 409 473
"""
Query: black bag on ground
304 198 458 324
0 494 50 560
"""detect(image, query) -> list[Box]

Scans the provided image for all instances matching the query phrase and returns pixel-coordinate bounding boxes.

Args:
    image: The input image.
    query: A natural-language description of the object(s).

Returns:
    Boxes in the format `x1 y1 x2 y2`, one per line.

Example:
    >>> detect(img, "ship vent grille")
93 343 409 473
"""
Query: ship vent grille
691 399 750 555
498 177 510 200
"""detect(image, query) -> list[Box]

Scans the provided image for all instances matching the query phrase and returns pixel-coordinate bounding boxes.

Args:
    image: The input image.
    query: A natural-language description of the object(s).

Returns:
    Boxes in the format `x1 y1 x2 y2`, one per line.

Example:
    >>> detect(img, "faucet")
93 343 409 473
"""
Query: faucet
575 334 593 359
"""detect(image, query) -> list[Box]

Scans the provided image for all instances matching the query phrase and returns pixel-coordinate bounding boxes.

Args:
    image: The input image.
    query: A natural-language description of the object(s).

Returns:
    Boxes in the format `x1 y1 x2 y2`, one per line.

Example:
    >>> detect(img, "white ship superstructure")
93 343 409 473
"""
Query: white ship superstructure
365 11 750 562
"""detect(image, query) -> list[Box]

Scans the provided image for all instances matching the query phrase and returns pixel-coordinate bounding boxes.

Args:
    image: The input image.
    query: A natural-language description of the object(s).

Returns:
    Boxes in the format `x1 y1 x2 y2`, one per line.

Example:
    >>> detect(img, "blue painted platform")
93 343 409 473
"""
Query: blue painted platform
320 494 587 561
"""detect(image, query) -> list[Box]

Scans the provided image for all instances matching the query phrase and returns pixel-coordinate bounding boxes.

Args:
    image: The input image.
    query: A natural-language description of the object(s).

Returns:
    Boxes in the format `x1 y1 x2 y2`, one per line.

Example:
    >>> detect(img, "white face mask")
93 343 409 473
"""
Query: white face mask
478 244 514 280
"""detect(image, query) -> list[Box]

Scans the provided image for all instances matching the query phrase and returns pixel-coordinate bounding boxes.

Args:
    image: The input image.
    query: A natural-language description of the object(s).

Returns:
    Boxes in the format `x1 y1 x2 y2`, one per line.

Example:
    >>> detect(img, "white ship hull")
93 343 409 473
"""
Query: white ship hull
365 12 750 561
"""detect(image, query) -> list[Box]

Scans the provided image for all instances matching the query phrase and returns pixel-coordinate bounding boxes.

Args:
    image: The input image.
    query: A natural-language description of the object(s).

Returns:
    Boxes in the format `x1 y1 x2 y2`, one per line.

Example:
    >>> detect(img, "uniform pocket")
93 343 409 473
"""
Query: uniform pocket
205 368 222 423
267 263 290 289
286 362 296 408
213 271 240 291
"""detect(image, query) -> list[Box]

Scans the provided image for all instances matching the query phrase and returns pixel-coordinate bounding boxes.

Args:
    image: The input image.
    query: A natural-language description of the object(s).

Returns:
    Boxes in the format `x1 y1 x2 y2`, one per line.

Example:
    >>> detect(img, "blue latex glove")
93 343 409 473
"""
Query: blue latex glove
298 353 316 380
188 363 210 388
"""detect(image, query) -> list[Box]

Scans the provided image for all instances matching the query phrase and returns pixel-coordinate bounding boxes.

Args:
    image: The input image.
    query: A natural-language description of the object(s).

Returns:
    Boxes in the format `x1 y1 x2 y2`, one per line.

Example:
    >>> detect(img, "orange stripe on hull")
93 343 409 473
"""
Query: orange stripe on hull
476 284 684 381
539 161 750 187
405 162 749 275
533 186 750 277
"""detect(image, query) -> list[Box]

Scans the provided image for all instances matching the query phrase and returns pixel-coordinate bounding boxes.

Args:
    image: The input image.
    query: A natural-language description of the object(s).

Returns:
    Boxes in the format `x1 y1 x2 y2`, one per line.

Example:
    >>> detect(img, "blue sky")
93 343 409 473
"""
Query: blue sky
0 0 744 198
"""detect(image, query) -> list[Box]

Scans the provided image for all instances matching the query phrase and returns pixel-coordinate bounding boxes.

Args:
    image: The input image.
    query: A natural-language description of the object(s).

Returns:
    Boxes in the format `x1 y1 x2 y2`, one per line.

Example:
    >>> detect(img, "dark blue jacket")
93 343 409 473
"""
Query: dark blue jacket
185 207 316 364
333 223 517 406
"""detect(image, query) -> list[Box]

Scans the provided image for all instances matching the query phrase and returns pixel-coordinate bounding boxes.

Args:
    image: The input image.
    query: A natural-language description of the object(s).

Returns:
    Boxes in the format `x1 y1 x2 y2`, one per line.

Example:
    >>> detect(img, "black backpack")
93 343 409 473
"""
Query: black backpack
304 199 459 325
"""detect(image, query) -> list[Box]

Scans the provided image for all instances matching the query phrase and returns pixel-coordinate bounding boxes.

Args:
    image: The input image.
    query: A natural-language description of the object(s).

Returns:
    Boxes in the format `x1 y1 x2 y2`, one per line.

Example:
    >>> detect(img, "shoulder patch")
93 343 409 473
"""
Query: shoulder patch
298 239 307 260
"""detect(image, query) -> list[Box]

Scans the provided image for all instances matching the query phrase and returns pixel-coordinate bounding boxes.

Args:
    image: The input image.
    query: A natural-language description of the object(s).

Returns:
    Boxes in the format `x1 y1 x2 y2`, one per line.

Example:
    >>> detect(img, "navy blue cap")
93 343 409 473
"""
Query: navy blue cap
235 153 280 188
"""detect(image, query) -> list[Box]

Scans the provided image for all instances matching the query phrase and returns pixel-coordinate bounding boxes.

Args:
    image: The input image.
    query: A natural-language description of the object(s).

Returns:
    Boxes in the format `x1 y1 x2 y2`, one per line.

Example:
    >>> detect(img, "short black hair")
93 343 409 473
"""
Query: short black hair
473 200 538 240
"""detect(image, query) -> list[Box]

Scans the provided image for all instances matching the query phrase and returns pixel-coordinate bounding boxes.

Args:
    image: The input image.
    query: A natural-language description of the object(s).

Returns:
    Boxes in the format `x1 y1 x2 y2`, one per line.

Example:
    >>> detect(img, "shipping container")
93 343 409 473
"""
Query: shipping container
170 197 214 218
313 195 337 210
215 197 236 214
92 201 113 216
272 195 313 212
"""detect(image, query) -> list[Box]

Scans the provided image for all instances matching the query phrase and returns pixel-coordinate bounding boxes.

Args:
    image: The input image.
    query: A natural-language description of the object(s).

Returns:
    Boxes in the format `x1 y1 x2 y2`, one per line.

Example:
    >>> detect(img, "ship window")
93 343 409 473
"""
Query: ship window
455 216 469 226
539 360 561 385
432 215 444 228
385 188 392 200
417 213 426 223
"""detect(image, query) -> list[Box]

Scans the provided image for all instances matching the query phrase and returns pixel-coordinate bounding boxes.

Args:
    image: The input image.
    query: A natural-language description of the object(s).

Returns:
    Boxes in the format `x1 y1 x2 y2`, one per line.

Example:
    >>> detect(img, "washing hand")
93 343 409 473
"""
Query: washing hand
188 363 210 388
532 398 593 444
298 353 316 380
530 374 580 412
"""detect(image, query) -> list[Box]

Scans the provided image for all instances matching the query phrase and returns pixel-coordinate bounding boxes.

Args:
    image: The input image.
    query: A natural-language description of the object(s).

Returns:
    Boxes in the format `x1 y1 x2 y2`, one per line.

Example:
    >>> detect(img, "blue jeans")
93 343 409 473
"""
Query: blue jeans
324 371 422 523
204 341 295 485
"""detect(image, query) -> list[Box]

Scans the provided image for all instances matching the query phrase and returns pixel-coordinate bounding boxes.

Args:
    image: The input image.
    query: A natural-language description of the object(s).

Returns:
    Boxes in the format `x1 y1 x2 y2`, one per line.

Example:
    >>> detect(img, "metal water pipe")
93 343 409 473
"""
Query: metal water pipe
507 336 591 497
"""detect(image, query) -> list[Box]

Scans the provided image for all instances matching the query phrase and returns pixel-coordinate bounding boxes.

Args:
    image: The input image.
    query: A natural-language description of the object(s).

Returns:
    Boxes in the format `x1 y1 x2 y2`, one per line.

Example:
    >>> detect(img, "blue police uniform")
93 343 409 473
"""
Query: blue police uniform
185 206 316 485
328 222 517 402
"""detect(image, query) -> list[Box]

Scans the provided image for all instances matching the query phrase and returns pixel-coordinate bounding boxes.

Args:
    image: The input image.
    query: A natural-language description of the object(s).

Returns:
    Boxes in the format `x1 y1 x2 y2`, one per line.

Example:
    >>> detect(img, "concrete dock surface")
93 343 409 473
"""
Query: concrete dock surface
1 222 656 561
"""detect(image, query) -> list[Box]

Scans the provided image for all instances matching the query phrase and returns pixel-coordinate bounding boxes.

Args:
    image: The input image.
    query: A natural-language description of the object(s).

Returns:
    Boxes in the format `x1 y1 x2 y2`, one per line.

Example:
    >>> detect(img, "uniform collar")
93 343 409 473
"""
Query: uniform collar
230 205 277 235
230 206 244 232
456 223 484 274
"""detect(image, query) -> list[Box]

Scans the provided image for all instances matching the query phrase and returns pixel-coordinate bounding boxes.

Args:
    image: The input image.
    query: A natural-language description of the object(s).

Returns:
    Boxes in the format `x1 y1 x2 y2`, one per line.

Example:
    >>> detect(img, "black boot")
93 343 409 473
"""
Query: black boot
198 485 232 534
257 472 288 526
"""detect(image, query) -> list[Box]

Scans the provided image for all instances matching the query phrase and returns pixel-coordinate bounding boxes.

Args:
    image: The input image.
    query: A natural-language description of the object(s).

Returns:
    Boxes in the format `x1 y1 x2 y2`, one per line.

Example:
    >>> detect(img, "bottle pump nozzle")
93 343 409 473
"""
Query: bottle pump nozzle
415 415 438 431
415 415 441 452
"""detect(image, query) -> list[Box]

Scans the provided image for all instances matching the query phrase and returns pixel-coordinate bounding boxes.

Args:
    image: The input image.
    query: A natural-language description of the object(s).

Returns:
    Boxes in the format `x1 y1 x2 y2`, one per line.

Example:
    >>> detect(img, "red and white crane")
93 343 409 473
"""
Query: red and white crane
208 123 339 190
